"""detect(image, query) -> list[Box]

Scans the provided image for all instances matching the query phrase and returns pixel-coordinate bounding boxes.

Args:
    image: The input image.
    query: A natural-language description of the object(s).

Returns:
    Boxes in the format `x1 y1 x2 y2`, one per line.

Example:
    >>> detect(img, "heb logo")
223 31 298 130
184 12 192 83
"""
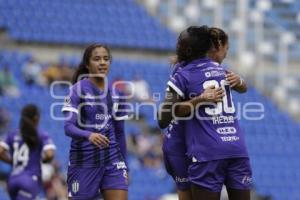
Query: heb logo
113 161 127 170
217 127 237 135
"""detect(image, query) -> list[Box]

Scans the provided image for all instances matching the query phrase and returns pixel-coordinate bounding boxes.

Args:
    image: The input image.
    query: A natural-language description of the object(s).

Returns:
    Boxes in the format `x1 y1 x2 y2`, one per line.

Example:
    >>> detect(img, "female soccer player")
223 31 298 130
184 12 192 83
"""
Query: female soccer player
160 26 251 200
160 59 225 200
159 27 247 200
62 44 128 200
0 104 56 200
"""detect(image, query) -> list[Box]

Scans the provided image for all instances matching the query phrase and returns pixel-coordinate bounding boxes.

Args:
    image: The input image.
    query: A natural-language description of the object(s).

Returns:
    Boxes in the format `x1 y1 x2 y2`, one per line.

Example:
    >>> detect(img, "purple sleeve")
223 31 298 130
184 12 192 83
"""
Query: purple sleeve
114 120 127 160
64 112 91 139
40 131 56 151
112 91 128 163
167 70 188 98
61 86 80 114
62 85 91 139
113 90 129 121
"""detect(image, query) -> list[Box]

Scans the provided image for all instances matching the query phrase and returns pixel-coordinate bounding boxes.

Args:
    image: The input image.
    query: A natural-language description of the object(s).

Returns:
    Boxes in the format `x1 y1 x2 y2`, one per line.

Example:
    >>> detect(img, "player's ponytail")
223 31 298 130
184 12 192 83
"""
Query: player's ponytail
72 43 112 84
176 25 213 63
19 104 40 149
208 27 228 50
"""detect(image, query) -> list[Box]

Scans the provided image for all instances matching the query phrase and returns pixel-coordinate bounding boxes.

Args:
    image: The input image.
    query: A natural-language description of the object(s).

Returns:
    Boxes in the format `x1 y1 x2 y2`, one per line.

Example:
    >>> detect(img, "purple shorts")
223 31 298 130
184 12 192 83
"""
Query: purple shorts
8 173 41 200
163 153 191 190
67 161 128 200
188 158 252 192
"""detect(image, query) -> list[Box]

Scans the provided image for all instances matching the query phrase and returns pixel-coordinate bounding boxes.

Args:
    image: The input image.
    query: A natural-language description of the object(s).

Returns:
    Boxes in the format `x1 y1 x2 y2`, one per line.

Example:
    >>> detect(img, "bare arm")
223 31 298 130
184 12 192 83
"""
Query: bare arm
157 89 181 129
157 86 224 129
42 149 55 163
0 146 12 164
226 71 247 93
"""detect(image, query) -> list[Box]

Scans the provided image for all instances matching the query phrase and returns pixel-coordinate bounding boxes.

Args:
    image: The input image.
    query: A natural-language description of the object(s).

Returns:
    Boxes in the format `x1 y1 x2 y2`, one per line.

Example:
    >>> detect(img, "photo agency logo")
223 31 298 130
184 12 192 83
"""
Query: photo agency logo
50 74 265 127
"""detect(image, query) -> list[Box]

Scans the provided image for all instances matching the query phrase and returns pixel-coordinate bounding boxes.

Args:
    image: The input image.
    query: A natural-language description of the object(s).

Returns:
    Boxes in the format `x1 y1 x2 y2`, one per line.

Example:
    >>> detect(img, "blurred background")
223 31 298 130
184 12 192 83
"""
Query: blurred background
0 0 300 199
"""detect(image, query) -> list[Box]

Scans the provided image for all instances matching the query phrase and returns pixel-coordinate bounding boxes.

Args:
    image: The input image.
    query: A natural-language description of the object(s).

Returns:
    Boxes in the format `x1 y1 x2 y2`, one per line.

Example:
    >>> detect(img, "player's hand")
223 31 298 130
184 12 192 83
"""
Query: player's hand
226 71 242 88
88 133 110 148
200 86 224 102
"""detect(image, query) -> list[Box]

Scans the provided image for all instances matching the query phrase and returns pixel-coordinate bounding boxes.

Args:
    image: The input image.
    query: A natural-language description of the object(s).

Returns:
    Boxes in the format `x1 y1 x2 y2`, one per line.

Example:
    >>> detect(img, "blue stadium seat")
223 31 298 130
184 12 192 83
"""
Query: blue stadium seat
0 0 176 50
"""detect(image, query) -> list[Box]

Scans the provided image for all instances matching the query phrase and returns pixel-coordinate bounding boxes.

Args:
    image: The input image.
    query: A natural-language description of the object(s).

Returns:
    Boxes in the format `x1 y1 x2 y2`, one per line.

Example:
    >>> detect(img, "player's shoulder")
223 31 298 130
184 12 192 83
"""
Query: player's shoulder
6 129 19 138
68 79 91 100
171 62 185 75
70 79 88 91
5 129 21 142
173 64 191 80
38 129 49 137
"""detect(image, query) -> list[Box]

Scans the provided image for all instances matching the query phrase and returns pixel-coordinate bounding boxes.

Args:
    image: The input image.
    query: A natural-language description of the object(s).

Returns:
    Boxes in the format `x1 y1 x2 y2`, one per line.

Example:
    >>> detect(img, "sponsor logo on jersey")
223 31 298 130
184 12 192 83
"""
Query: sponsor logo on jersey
114 161 127 169
210 70 225 77
175 176 189 183
205 72 211 78
242 176 252 185
217 127 237 135
220 136 240 142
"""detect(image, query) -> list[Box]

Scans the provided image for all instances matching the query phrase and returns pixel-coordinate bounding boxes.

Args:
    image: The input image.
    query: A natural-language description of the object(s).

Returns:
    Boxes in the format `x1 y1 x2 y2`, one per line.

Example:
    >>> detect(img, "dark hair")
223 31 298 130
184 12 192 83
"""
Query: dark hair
176 25 212 63
19 104 40 149
208 27 228 50
72 43 112 84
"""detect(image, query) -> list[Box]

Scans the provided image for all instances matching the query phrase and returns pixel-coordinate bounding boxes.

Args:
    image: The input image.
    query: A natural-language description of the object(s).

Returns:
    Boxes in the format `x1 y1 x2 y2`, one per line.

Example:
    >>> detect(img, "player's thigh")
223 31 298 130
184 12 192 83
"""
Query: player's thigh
225 158 252 191
188 160 225 193
191 184 220 200
227 188 250 200
103 189 128 200
9 174 40 200
164 153 191 191
177 189 192 200
100 160 128 200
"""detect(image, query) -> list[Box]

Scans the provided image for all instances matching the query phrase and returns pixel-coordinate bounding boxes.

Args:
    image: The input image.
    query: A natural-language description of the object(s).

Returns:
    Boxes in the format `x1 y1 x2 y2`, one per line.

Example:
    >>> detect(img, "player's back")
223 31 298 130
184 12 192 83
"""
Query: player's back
5 129 50 177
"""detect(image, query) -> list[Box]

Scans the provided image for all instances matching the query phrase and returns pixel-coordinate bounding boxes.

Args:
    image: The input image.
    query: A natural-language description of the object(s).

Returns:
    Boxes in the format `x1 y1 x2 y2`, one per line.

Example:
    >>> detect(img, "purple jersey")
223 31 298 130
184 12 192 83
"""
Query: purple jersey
62 79 128 167
163 63 186 156
0 129 56 177
168 58 248 162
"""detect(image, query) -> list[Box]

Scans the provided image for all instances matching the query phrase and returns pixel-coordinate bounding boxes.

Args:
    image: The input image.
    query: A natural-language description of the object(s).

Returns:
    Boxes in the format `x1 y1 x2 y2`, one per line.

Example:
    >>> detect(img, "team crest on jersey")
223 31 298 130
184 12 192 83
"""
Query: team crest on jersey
72 180 79 193
64 96 71 106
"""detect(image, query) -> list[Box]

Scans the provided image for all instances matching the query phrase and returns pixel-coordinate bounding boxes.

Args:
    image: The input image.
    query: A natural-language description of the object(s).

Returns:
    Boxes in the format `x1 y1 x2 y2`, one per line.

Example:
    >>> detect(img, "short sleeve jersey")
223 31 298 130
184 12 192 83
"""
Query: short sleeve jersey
163 63 186 156
62 79 128 167
167 58 248 162
0 129 56 176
